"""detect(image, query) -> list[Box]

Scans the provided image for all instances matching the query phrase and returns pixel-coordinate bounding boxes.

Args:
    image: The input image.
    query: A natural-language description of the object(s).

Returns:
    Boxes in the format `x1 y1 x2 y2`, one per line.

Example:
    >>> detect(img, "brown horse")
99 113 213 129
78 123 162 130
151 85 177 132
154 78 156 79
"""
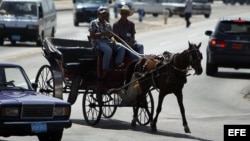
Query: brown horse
127 42 203 133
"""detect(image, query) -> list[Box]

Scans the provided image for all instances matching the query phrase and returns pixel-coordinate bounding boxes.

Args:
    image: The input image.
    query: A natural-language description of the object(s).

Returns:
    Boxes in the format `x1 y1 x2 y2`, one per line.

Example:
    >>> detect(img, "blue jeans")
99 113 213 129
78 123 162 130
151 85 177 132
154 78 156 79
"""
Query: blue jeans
125 41 143 60
134 41 144 54
96 38 125 71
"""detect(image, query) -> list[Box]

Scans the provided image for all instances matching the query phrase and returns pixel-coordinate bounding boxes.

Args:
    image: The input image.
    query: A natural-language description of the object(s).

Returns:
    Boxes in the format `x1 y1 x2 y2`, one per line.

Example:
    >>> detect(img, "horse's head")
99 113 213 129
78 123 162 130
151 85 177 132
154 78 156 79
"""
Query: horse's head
187 41 203 75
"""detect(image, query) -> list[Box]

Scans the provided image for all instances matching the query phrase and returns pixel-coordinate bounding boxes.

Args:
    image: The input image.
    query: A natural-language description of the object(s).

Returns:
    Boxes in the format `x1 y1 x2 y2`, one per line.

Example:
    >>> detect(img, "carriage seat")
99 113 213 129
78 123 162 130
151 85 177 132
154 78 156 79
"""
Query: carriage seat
56 46 97 72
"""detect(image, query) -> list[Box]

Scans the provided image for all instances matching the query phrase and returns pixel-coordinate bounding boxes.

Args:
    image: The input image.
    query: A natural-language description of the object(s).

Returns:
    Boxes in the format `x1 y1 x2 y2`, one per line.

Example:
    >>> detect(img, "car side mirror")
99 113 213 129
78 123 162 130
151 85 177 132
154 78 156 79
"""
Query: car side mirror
31 83 38 91
205 30 212 36
108 0 112 4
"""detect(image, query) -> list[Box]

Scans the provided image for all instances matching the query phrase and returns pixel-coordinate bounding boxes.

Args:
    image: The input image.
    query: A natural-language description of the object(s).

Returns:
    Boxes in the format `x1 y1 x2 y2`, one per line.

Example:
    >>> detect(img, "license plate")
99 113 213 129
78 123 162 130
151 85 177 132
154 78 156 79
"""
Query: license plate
31 122 47 133
11 35 21 41
232 43 243 49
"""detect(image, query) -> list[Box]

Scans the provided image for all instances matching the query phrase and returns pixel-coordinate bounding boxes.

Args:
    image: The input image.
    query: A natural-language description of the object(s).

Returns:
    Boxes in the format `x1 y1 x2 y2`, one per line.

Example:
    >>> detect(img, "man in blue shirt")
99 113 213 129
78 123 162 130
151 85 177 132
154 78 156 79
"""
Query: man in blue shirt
89 6 126 73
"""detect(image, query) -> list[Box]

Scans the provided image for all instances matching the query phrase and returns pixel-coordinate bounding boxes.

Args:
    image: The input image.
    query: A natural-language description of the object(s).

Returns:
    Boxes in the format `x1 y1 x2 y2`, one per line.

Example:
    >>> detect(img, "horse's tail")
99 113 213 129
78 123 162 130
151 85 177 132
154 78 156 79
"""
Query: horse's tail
125 60 138 84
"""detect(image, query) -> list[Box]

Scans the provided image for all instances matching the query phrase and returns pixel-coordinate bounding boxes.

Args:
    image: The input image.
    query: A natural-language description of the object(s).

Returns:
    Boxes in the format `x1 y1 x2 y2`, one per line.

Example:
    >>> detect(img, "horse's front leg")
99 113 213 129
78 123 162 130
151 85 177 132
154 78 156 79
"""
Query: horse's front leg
175 92 191 133
151 93 165 132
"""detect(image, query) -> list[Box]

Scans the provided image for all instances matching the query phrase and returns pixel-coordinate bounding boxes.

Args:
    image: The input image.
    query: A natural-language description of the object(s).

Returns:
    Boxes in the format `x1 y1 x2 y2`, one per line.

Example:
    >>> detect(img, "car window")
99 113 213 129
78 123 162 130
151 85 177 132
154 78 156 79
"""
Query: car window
0 2 37 16
0 67 30 89
218 21 250 34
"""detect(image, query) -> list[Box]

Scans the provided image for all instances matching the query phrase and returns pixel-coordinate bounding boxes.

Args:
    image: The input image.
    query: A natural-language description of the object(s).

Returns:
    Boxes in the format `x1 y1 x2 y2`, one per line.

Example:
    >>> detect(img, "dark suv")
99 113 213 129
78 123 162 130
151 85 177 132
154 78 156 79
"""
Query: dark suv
205 17 250 76
72 0 111 26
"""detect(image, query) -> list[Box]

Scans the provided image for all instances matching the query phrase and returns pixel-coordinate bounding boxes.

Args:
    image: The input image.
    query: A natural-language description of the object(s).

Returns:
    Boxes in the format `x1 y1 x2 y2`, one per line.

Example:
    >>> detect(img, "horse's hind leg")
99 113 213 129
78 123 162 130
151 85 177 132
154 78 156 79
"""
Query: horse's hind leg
175 92 191 133
131 106 138 128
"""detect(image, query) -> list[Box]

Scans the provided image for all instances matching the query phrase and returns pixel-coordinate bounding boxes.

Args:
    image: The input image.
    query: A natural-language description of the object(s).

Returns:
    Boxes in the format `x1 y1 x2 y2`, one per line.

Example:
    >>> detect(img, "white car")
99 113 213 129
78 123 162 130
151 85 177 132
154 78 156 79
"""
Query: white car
132 0 211 18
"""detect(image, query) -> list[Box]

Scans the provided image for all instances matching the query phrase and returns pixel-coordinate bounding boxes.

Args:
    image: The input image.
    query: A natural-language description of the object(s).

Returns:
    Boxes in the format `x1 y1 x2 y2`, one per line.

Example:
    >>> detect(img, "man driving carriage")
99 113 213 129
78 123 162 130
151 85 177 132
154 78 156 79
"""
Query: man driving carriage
88 6 140 77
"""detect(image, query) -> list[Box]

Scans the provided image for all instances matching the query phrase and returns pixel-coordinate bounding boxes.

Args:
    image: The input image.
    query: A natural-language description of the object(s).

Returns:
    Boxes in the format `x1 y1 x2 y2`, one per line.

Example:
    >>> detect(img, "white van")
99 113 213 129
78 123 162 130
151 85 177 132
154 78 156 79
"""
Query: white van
0 0 57 46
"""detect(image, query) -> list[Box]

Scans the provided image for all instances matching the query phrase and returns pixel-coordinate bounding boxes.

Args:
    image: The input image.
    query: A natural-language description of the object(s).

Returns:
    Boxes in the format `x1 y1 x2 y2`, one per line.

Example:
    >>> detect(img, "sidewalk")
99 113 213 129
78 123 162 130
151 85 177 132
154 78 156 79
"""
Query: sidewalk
54 0 73 11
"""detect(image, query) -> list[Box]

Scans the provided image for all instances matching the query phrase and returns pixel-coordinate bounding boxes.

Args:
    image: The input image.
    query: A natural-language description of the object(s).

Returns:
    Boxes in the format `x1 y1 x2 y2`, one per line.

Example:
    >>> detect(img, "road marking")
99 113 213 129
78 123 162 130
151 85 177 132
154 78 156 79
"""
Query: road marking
188 33 198 38
159 41 172 46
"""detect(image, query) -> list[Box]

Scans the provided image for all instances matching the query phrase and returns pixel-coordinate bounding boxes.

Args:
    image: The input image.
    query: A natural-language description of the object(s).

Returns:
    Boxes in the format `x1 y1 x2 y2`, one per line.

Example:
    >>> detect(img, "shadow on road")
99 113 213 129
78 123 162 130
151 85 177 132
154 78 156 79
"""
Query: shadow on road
209 71 250 79
72 118 212 141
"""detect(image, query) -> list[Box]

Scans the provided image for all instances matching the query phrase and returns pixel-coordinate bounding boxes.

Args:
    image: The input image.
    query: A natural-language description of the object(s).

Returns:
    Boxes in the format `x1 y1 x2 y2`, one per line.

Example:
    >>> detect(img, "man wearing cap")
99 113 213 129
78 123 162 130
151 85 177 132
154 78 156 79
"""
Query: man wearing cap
88 6 126 74
113 5 144 56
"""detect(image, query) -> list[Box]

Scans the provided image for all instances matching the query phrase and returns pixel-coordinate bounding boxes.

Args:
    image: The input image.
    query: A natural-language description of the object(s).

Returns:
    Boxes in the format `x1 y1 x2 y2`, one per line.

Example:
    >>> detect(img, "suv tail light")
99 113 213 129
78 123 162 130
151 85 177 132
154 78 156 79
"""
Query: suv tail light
210 39 226 48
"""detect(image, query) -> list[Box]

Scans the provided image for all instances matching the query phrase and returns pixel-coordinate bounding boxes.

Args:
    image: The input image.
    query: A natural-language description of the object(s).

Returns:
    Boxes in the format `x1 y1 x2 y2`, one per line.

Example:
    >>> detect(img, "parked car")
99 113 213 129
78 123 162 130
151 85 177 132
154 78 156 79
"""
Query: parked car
132 0 211 18
72 0 112 26
0 0 57 46
205 17 250 76
192 0 211 18
0 62 72 141
223 0 250 5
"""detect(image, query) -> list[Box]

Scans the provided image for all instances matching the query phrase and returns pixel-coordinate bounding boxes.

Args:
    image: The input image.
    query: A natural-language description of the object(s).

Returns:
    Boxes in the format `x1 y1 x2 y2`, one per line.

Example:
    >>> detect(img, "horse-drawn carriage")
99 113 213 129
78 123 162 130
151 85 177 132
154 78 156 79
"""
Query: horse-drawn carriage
35 36 203 133
35 37 154 126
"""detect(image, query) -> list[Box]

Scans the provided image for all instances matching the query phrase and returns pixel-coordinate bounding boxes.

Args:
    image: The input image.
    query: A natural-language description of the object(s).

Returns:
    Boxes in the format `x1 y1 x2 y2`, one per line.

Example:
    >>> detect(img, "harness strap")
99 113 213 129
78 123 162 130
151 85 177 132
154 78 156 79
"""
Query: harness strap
151 72 159 92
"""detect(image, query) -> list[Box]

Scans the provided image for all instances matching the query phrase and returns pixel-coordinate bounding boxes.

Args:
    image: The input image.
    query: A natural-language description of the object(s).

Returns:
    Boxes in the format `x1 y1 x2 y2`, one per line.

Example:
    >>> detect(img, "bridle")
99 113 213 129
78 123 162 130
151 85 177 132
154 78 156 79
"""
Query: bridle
171 48 202 75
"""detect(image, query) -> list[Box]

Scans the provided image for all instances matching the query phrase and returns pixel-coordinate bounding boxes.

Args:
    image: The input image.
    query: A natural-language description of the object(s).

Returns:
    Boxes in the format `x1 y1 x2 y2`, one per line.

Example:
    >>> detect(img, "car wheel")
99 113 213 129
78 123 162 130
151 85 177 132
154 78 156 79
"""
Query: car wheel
206 62 218 76
0 37 4 46
230 0 236 5
152 13 158 17
204 14 210 18
51 28 55 37
36 32 44 46
10 40 16 45
74 18 79 26
37 130 63 141
168 11 173 17
246 0 250 5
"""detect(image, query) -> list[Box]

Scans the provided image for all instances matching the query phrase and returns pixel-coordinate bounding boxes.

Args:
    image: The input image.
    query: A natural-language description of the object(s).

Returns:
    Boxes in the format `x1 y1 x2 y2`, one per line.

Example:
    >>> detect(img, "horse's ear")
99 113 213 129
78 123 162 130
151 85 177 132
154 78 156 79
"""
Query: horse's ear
197 42 202 48
188 41 192 49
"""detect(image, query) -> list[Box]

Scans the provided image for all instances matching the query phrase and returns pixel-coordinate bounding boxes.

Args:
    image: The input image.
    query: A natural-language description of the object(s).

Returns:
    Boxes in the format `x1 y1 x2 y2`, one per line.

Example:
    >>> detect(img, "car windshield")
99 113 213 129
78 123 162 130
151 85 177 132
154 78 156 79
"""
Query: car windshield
0 2 37 17
218 21 250 34
75 0 107 4
0 67 31 90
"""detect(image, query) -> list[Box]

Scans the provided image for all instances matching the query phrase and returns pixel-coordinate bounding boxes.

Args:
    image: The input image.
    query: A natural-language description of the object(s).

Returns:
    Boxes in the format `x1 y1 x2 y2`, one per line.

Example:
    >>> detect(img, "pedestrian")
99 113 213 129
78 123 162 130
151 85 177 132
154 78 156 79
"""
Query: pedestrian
88 6 126 76
113 3 118 18
184 0 192 28
113 5 144 59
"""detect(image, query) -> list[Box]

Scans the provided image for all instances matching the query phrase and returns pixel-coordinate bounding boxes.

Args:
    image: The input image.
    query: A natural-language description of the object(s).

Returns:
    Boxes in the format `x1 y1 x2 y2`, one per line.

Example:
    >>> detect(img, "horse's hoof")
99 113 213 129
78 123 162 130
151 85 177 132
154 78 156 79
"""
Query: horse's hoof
184 126 191 133
131 119 136 128
150 122 157 132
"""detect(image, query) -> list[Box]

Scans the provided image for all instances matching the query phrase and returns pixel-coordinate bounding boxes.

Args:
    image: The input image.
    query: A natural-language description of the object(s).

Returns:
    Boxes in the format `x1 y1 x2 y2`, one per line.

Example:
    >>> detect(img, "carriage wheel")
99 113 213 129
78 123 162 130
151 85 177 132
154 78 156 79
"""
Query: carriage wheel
102 92 119 118
134 90 154 126
35 65 55 97
82 87 102 126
